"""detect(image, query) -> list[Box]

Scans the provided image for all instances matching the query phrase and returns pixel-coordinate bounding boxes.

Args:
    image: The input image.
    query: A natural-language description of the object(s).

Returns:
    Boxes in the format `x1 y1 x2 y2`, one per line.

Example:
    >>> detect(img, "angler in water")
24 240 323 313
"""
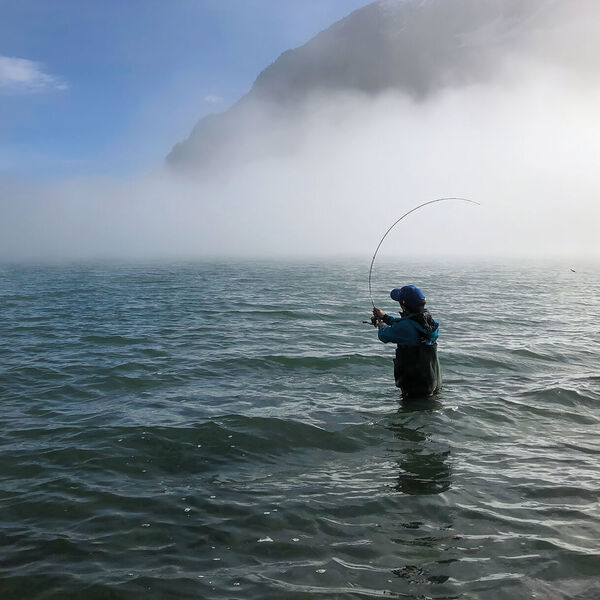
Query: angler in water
372 285 441 399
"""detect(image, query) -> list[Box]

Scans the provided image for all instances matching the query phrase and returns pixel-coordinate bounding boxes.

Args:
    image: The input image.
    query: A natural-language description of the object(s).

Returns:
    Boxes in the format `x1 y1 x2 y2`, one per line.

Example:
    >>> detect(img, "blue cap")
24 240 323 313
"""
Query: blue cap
390 285 425 309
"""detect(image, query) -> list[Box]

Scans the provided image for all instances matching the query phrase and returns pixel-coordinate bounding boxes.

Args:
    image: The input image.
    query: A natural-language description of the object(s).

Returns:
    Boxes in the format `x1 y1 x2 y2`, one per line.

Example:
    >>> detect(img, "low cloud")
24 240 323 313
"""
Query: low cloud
2 69 600 263
1 0 599 262
0 55 67 93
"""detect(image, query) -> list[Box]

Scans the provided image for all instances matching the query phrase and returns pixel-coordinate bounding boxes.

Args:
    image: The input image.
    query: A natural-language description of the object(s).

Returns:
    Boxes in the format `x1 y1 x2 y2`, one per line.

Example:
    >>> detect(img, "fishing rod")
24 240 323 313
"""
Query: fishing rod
365 197 480 325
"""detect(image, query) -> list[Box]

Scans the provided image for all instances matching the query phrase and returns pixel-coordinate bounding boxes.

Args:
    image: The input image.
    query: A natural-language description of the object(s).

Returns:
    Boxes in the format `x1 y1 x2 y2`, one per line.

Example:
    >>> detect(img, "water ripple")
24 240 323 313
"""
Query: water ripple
1 260 599 599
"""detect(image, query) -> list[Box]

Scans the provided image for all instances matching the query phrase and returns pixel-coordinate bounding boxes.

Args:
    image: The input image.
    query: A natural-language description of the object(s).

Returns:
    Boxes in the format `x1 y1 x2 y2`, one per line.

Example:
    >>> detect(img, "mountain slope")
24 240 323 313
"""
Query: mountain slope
166 0 566 170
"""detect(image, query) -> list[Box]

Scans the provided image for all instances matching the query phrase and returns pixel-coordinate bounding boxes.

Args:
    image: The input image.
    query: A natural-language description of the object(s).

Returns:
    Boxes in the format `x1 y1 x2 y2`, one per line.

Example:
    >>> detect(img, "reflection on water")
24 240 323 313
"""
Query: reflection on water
392 563 454 586
398 397 443 414
387 398 452 497
397 445 452 496
385 399 457 595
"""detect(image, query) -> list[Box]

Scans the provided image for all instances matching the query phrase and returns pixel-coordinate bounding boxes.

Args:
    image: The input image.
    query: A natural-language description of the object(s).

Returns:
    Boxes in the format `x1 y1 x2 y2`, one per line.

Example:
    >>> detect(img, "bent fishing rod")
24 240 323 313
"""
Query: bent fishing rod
365 197 480 325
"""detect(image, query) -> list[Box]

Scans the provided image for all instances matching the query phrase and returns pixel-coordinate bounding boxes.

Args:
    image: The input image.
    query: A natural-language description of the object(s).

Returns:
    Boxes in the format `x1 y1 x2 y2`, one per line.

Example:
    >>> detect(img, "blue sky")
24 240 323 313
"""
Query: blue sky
0 0 372 179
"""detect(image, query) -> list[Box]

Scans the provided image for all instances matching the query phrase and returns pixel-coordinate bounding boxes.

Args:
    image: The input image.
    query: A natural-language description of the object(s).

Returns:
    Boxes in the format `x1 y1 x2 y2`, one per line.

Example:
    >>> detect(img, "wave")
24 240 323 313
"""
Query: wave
80 334 153 346
113 416 377 466
204 353 384 373
517 385 599 408
2 416 381 478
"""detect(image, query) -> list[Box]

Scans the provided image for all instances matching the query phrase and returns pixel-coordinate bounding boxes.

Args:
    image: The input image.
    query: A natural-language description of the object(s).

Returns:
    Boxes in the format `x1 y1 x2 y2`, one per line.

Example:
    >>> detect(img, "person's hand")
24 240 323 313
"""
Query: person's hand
372 307 385 320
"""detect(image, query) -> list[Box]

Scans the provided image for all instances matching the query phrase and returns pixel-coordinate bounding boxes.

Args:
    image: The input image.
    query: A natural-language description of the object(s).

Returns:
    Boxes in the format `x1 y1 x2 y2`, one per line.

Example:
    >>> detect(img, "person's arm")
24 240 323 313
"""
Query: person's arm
373 307 400 325
378 318 419 345
377 321 395 343
373 307 401 343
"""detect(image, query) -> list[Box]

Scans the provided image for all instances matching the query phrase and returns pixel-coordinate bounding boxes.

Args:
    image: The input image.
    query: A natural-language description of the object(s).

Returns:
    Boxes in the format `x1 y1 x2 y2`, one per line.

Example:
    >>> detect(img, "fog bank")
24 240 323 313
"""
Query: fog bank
2 0 600 262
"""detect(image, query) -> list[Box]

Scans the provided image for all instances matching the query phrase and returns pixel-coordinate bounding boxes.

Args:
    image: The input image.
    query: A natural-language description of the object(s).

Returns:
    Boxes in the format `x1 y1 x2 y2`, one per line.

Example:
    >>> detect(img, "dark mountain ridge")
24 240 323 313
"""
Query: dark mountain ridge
166 0 569 170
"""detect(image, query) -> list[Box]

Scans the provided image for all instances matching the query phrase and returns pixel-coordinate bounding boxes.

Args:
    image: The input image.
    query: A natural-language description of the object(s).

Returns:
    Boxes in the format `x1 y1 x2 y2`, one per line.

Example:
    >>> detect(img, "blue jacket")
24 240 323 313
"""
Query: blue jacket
378 311 439 346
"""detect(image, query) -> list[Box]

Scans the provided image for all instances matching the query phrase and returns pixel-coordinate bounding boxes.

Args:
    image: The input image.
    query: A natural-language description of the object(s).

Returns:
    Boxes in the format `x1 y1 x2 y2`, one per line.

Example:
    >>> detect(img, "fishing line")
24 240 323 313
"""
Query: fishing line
368 197 480 307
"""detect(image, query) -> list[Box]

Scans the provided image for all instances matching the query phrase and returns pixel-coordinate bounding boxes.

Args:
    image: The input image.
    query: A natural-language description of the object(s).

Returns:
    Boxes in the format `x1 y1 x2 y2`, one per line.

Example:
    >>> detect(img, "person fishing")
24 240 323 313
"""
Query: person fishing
372 285 441 399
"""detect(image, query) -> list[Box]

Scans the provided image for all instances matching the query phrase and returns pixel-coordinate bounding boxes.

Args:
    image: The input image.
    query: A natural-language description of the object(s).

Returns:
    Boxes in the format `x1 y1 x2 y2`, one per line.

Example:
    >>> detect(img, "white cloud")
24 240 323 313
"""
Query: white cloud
204 94 223 104
0 55 67 93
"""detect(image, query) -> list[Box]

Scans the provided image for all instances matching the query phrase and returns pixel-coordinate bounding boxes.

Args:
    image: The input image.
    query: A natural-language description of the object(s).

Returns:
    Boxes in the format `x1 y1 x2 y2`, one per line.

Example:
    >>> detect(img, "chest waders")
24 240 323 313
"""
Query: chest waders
393 333 441 399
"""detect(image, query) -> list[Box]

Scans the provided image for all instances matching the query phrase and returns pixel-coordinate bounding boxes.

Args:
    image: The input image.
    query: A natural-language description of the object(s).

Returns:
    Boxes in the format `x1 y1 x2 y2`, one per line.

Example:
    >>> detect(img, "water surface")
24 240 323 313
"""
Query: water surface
1 260 599 599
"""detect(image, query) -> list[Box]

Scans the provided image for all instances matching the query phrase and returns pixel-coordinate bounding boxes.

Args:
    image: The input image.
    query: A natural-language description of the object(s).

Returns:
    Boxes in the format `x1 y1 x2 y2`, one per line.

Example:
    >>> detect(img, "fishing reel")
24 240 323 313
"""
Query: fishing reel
362 314 383 327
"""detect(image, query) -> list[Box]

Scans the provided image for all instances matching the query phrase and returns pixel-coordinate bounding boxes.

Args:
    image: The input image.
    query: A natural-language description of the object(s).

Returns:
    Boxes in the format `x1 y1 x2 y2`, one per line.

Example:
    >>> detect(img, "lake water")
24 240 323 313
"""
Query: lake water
1 260 599 599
